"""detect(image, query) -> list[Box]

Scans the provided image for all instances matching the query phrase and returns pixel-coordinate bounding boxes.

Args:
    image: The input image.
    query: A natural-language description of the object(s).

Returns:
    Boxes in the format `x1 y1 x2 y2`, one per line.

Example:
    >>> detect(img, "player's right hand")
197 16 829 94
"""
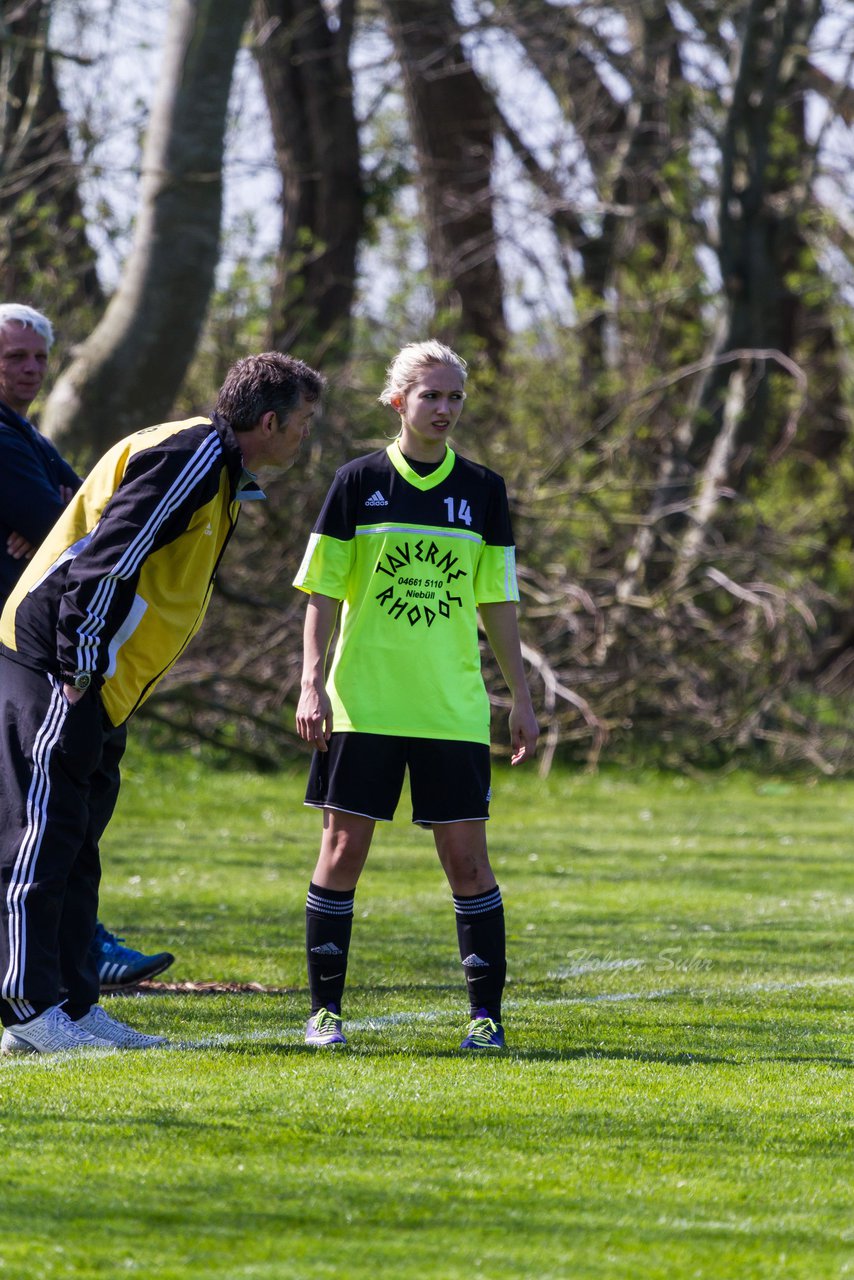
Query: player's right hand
6 530 34 560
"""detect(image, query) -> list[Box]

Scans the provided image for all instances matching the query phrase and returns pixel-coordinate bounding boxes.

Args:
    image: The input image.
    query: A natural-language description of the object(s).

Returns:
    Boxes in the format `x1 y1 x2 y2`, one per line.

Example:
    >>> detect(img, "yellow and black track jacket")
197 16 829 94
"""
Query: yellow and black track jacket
0 413 260 726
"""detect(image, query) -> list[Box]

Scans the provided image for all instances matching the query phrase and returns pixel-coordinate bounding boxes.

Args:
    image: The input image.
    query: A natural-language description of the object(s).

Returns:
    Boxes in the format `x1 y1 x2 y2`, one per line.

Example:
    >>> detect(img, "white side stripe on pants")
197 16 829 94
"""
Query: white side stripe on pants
2 677 69 1014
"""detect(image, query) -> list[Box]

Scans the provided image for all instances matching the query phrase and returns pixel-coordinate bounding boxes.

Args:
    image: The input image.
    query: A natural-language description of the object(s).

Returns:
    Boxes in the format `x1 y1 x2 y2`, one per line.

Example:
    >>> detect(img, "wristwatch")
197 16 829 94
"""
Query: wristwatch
62 670 92 692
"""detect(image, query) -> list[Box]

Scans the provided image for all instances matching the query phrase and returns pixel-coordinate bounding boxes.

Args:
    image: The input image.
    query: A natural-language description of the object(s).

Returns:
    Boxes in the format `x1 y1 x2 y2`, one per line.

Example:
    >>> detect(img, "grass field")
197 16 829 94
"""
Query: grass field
0 746 851 1279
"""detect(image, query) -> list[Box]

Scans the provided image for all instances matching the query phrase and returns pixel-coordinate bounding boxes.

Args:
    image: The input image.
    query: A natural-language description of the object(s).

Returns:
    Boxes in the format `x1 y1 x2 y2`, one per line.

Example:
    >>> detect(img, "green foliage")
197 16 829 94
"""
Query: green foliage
1 751 851 1279
0 189 102 352
360 108 412 247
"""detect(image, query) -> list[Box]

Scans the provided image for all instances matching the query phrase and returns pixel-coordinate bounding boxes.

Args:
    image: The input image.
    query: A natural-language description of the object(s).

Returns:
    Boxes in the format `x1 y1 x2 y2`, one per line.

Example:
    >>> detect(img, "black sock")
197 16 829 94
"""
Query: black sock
453 885 506 1022
65 1003 93 1022
306 882 354 1015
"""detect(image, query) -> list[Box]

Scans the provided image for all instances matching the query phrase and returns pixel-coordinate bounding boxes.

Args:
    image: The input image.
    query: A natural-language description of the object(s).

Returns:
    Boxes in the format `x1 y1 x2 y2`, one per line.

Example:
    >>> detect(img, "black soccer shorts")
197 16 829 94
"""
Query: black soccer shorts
305 732 491 826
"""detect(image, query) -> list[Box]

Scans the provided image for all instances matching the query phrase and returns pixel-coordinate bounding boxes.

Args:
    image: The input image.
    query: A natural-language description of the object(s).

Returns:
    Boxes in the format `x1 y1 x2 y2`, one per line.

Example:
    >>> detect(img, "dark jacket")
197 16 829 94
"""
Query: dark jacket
0 400 81 605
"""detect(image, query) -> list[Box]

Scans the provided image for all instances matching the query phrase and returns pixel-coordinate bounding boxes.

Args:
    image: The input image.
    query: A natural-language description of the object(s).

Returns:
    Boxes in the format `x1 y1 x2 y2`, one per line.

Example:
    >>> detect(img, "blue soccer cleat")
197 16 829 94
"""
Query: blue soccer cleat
460 1008 505 1050
91 923 175 989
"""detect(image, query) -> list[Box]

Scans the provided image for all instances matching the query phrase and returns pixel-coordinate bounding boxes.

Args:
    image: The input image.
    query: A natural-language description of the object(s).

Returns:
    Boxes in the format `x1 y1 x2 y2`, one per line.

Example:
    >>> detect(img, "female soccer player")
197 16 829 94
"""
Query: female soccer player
294 340 539 1050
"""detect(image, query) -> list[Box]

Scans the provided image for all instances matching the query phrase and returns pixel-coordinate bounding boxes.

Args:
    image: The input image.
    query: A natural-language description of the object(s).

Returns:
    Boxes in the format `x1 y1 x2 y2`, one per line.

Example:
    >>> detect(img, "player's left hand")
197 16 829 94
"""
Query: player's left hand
509 698 539 765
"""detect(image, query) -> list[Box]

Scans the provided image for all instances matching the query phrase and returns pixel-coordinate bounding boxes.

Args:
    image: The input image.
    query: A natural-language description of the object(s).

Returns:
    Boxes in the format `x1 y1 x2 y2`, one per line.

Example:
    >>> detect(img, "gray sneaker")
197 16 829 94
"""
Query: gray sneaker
76 1004 167 1049
1 1004 111 1055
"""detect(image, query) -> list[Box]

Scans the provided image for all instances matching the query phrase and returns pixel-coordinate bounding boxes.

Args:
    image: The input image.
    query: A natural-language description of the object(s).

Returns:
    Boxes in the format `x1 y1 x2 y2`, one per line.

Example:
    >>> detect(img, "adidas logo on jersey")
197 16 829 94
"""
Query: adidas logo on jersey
311 942 344 955
462 953 489 968
365 490 389 507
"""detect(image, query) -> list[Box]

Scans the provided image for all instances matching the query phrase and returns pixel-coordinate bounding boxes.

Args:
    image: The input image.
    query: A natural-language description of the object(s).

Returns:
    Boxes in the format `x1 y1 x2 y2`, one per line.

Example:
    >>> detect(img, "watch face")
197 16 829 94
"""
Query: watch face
74 673 91 691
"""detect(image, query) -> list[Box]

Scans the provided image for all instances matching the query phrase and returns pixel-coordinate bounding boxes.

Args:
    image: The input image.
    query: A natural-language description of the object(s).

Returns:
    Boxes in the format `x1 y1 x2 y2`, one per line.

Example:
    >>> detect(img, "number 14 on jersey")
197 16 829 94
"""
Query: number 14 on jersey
444 496 472 526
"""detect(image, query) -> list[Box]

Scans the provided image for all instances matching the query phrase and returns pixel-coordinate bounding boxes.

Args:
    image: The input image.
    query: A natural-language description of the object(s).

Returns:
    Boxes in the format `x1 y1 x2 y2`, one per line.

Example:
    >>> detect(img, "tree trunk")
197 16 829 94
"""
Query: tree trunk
380 0 506 366
251 0 363 364
42 0 250 456
691 0 824 470
0 0 102 333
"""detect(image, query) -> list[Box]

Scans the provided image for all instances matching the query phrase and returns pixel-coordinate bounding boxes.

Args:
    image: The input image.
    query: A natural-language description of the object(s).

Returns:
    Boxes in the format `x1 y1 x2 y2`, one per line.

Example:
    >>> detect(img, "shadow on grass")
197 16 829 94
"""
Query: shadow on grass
196 1041 735 1065
188 1039 853 1067
506 1047 853 1067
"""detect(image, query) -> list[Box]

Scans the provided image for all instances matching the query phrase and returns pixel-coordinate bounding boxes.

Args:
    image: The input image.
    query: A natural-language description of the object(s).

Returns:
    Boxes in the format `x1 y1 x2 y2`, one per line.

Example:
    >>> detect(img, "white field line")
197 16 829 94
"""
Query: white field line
132 973 854 1052
2 974 850 1061
171 973 854 1050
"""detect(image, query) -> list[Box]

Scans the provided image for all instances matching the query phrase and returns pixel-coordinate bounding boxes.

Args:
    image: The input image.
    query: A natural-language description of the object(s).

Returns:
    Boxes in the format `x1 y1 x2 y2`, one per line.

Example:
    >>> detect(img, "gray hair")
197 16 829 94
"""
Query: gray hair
0 304 54 349
378 340 467 406
215 351 325 432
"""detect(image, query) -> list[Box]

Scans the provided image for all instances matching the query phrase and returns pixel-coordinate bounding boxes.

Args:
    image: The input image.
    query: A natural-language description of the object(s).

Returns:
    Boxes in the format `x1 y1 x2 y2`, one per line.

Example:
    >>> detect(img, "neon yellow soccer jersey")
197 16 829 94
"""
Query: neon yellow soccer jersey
294 442 519 744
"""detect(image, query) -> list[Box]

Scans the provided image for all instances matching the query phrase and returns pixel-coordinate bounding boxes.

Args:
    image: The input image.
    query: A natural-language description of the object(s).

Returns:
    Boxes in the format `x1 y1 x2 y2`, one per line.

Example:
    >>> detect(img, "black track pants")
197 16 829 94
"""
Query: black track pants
0 656 126 1026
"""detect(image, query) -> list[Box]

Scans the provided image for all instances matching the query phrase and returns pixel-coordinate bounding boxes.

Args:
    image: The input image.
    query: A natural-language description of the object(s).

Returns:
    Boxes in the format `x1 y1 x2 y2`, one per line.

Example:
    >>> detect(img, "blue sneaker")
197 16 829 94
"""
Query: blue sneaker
305 1006 346 1047
461 1008 505 1050
91 923 175 989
